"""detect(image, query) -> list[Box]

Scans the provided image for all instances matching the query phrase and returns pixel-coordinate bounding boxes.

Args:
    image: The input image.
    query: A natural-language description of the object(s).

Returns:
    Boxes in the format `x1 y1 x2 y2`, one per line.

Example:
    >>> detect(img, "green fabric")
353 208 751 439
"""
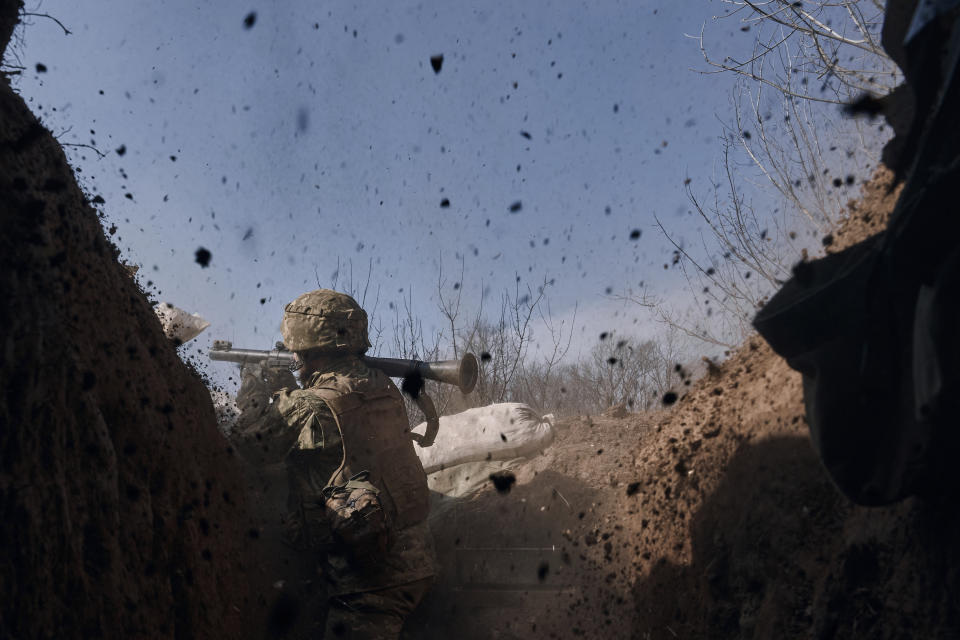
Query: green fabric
339 471 380 495
323 477 381 499
324 519 437 597
274 390 339 451
343 478 379 493
280 289 372 352
274 357 437 597
325 577 434 640
300 354 371 387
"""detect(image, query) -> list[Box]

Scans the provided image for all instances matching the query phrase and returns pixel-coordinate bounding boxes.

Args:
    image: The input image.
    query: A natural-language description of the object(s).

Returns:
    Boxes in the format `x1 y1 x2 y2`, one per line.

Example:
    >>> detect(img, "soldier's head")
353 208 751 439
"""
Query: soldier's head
281 289 371 377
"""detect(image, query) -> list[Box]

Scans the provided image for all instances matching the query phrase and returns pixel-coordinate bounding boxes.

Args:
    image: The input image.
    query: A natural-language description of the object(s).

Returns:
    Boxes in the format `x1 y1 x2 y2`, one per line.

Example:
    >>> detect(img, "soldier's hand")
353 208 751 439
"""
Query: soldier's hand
237 363 270 413
239 362 264 383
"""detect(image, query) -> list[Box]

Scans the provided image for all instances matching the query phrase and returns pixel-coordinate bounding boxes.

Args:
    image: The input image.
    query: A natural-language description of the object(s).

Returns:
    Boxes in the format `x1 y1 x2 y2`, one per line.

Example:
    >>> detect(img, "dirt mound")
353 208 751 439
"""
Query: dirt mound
626 169 960 639
411 167 960 639
4 0 956 636
0 5 256 637
411 336 812 638
826 166 902 253
628 320 960 638
411 414 655 639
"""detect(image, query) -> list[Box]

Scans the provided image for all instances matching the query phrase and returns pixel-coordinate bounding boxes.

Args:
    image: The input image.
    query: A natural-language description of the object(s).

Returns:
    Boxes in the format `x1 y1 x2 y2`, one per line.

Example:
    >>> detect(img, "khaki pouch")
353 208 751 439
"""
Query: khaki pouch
321 471 388 561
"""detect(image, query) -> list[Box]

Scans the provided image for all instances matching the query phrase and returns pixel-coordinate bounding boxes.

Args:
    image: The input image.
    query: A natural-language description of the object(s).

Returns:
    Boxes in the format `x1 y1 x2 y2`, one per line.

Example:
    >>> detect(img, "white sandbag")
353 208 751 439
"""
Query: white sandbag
154 302 210 344
412 402 554 474
427 457 528 503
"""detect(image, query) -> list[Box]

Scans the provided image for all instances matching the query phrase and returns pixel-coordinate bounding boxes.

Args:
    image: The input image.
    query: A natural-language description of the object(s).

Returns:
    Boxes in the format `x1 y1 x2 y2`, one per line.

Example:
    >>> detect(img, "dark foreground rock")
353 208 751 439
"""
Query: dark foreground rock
0 2 255 637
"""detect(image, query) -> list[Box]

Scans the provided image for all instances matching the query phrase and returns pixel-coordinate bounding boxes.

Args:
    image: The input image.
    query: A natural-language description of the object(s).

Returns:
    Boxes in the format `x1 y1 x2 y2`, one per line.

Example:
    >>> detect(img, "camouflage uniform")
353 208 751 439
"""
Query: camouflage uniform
273 290 437 639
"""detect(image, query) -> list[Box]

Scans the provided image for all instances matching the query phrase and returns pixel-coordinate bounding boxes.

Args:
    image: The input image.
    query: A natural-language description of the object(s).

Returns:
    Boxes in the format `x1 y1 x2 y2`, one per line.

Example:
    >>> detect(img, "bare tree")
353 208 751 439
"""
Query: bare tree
697 0 896 105
387 286 446 426
503 296 577 414
3 10 72 78
588 336 656 410
652 0 898 348
387 259 692 419
435 256 473 360
520 330 687 416
461 276 559 405
647 324 695 405
314 257 384 353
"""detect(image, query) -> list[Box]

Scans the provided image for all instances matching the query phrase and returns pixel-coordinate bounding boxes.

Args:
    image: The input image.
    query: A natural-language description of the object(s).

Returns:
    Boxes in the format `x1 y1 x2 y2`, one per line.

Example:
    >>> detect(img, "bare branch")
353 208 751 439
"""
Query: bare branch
741 0 876 53
61 142 106 159
22 12 72 36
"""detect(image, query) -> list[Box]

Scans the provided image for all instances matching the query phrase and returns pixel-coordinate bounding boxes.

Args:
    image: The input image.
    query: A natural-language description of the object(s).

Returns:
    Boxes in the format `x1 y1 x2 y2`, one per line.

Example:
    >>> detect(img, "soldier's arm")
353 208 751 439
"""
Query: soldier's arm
274 391 345 501
230 400 289 465
236 363 297 414
273 390 344 455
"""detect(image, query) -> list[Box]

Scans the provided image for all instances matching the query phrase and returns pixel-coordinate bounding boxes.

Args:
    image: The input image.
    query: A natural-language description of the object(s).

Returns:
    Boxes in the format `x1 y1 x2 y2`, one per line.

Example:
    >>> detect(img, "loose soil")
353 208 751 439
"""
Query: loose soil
0 2 256 637
407 168 960 639
4 0 960 637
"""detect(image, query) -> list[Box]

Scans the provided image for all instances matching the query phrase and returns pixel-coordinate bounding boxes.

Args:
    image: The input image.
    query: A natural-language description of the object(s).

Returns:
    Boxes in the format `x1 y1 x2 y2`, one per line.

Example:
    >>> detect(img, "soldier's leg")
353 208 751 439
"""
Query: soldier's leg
323 578 433 640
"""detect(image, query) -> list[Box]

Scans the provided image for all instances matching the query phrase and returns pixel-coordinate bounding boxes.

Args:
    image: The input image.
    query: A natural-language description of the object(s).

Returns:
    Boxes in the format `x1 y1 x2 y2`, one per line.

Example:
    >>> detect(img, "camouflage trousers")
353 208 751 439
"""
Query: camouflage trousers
324 577 433 639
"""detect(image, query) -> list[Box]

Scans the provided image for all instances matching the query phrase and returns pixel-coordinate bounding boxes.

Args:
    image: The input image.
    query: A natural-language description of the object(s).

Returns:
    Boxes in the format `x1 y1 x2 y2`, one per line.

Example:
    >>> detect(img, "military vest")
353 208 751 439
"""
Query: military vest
311 369 430 530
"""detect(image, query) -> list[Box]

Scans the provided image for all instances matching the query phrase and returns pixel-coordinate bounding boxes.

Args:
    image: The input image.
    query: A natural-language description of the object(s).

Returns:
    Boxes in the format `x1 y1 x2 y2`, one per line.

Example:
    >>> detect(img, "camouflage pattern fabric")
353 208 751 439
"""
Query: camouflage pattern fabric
281 289 372 353
235 362 297 414
272 355 437 602
324 577 434 640
322 473 389 562
231 361 300 464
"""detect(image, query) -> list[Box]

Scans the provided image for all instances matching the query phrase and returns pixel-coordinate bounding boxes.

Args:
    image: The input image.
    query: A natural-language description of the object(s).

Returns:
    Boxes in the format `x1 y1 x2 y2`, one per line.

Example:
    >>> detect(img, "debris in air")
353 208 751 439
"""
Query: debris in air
430 54 444 73
195 247 212 268
662 391 678 406
843 93 884 118
243 12 257 29
489 471 517 494
537 562 549 581
509 201 522 213
401 371 425 399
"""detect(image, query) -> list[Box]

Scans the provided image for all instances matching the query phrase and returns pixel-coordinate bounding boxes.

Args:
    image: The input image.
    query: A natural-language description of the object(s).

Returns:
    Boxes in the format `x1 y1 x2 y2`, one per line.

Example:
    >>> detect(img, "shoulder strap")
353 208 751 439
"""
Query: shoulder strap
306 386 352 488
309 385 396 488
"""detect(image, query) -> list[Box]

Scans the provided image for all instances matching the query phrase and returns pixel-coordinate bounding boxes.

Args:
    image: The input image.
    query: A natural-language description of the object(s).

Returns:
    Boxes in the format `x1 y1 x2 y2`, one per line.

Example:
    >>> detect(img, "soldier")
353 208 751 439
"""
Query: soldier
271 289 437 639
235 346 298 419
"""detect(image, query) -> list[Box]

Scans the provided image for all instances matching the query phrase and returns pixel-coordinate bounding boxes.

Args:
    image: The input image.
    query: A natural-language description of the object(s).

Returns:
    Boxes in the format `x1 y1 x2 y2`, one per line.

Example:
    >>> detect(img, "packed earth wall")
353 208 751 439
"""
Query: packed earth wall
0 2 256 637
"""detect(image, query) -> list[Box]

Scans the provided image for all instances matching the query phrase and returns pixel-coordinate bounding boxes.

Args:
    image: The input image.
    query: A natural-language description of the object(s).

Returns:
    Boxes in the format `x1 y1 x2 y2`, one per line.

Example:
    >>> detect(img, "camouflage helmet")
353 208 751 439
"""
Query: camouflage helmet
281 289 372 353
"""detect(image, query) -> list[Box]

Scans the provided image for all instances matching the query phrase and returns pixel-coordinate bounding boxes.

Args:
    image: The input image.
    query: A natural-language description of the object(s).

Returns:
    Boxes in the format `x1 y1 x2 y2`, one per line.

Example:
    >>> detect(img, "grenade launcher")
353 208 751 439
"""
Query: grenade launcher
208 340 478 447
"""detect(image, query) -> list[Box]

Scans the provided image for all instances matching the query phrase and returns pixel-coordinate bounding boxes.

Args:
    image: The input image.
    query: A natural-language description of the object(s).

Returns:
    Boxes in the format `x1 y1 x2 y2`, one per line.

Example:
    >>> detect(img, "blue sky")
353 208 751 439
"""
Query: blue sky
9 0 875 384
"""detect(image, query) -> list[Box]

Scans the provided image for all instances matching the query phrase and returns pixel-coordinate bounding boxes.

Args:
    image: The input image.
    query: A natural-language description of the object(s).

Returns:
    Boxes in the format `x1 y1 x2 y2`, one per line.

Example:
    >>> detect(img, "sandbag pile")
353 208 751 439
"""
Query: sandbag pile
412 402 555 474
154 301 210 344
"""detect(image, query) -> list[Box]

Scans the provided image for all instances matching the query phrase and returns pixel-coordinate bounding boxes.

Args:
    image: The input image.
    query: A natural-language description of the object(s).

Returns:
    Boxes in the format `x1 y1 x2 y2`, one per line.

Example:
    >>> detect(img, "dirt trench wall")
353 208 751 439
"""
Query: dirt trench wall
0 4 254 638
627 173 960 638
